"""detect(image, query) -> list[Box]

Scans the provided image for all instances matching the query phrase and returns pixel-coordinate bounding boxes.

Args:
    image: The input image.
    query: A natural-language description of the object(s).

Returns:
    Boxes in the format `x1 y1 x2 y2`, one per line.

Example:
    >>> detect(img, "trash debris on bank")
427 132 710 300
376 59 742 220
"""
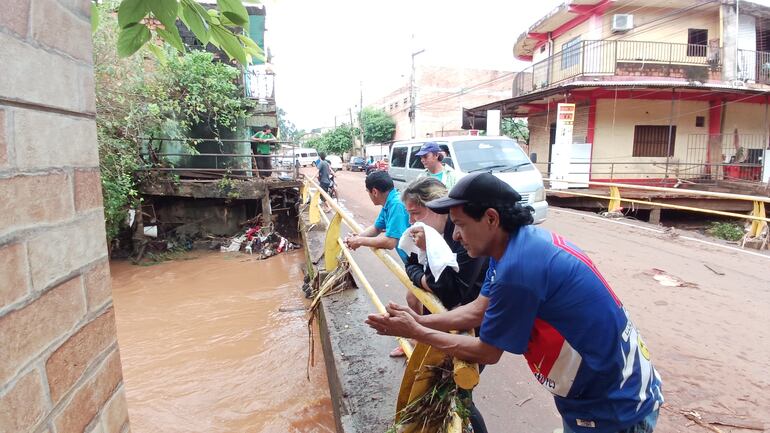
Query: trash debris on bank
220 224 301 259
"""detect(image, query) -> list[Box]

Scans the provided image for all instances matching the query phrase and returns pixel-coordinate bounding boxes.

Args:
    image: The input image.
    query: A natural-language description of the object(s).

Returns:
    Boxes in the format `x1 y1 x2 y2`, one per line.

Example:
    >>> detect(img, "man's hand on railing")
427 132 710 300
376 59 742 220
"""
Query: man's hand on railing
344 234 364 250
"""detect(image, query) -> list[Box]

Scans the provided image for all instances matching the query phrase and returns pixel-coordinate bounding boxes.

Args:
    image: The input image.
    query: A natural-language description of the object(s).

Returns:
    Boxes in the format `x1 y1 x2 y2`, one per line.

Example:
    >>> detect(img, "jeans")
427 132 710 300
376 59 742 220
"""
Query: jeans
562 410 659 433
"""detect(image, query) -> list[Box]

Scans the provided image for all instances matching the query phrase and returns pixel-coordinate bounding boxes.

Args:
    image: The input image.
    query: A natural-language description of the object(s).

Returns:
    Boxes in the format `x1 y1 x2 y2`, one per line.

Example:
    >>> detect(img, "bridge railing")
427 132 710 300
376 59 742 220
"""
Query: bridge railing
136 137 304 180
302 177 480 431
543 178 769 248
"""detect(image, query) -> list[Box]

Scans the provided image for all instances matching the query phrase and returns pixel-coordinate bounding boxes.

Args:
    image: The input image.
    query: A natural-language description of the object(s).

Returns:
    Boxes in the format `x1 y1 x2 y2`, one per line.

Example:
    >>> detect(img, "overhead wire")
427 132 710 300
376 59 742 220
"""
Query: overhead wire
413 0 706 112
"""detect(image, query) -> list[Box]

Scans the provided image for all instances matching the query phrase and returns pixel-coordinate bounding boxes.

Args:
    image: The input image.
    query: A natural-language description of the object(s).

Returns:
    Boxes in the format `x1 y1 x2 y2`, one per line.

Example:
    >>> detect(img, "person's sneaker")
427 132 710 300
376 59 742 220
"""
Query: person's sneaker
552 428 564 433
389 346 406 357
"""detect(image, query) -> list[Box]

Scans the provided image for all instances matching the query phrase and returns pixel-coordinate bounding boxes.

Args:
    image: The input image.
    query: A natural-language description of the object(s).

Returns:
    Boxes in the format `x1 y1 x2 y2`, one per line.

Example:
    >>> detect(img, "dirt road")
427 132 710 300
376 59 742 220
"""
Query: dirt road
325 168 770 433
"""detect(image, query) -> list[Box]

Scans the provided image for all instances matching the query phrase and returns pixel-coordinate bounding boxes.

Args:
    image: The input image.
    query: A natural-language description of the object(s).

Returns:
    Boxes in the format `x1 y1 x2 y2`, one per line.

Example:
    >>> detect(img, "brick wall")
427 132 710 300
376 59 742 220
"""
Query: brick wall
0 2 130 433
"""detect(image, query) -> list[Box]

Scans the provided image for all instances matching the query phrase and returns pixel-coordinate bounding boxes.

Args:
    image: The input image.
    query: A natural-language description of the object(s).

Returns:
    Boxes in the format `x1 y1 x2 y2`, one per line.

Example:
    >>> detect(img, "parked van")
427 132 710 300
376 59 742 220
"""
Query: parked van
283 147 319 167
388 136 547 223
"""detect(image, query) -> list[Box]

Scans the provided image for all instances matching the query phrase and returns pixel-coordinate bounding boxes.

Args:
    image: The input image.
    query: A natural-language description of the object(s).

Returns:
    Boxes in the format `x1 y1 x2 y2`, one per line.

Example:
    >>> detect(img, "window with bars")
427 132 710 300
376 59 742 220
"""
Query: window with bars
633 125 676 157
561 37 581 69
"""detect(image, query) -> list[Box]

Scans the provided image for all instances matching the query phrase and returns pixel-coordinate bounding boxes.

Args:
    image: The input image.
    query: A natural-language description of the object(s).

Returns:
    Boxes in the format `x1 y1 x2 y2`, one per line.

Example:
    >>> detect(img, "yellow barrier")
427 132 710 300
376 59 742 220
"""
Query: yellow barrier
304 178 480 390
544 178 770 245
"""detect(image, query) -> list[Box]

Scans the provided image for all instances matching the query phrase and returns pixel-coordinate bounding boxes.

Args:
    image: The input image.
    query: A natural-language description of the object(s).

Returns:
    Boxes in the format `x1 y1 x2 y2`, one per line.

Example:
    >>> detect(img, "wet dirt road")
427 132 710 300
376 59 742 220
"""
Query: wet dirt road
110 251 335 433
327 168 770 433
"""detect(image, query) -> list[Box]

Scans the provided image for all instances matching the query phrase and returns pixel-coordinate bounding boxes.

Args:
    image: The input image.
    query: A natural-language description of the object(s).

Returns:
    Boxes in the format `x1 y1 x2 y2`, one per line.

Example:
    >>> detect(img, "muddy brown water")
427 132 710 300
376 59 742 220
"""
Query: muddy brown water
110 251 335 433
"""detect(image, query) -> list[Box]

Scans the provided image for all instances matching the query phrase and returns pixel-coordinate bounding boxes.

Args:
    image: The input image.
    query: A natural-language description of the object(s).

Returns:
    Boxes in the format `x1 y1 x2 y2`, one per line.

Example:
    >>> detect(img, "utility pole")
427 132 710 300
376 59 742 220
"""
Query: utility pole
410 48 425 139
349 107 356 154
359 81 365 156
735 0 741 80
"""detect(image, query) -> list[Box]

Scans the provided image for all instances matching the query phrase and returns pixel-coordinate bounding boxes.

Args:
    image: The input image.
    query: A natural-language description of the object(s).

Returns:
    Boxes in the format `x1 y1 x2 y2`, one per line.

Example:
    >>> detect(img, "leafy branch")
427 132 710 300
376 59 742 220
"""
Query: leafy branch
93 0 264 65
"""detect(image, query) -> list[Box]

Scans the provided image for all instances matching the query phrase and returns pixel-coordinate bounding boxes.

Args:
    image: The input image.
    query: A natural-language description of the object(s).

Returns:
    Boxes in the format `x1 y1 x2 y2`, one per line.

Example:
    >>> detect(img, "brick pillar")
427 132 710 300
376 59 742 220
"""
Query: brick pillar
0 1 130 433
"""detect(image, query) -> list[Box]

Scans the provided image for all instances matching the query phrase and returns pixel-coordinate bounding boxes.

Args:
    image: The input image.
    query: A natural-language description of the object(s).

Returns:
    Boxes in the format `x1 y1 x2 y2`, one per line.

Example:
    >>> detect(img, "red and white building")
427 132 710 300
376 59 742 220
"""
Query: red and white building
470 0 770 185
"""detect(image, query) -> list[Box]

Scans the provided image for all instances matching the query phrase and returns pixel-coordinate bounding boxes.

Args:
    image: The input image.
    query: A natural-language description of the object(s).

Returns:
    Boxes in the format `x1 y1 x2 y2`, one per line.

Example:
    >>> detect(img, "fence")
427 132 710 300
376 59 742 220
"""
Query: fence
138 137 302 180
737 49 770 85
514 39 722 97
685 133 768 182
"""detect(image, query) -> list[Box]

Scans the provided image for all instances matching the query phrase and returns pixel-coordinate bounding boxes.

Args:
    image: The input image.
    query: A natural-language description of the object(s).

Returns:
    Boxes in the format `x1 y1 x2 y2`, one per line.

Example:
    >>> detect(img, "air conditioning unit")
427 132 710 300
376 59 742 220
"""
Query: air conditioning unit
612 14 634 32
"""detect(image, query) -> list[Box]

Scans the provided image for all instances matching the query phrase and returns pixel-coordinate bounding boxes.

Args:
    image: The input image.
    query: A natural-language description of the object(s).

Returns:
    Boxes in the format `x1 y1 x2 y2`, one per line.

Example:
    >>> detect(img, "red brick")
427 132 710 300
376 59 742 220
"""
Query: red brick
54 348 123 433
0 172 74 237
84 260 112 312
0 0 30 38
0 109 7 168
0 242 30 309
0 277 85 386
46 308 117 404
100 386 128 433
0 370 47 432
74 169 104 212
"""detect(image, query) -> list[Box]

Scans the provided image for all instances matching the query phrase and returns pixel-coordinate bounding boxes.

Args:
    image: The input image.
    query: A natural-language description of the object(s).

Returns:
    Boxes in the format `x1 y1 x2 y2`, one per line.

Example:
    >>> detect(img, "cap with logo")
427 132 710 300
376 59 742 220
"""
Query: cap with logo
415 142 442 156
425 172 522 214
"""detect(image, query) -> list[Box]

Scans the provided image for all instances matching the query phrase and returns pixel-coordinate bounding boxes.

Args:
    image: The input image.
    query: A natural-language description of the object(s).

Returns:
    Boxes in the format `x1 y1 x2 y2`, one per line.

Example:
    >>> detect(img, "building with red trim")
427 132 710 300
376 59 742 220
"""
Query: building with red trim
469 0 770 184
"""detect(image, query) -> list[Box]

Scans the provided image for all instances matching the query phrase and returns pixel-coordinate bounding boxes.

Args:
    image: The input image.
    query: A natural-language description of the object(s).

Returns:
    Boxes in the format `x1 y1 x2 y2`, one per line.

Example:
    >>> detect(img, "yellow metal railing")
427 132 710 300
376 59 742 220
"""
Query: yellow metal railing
303 178 480 389
545 178 769 241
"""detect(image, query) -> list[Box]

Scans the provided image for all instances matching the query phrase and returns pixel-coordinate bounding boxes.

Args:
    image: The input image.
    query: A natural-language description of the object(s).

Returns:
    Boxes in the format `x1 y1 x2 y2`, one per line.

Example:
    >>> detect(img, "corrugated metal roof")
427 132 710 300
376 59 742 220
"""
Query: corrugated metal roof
467 81 770 115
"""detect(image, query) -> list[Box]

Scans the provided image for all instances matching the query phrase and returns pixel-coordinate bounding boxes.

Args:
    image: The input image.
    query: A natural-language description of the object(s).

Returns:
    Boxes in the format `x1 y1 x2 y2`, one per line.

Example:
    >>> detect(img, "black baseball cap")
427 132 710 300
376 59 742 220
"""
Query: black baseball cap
426 172 522 214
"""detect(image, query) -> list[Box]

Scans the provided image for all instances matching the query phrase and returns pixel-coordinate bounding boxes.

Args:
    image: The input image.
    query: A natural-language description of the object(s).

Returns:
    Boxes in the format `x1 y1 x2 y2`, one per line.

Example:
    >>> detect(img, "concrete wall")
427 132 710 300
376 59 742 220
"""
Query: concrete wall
0 2 130 433
592 98 708 178
601 6 720 45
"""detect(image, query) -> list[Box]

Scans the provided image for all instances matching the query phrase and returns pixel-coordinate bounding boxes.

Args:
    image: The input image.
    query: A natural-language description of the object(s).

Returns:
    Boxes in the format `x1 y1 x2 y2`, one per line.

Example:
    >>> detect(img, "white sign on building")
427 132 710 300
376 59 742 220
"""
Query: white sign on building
550 103 576 190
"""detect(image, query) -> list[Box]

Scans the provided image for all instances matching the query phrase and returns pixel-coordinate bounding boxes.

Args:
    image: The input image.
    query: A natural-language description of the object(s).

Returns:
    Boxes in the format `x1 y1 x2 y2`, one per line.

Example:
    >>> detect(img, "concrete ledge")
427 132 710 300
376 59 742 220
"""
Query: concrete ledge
301 207 406 432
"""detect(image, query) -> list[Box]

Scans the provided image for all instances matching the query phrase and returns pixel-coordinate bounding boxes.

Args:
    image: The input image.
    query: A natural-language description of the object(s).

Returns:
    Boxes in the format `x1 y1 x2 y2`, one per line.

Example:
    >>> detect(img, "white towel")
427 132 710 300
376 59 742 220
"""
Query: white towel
398 222 459 280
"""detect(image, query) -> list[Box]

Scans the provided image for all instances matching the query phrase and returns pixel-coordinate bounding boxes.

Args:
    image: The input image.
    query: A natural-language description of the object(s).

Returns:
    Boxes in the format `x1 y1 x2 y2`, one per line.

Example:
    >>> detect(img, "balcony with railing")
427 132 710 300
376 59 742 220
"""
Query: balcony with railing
737 49 770 85
512 39 723 97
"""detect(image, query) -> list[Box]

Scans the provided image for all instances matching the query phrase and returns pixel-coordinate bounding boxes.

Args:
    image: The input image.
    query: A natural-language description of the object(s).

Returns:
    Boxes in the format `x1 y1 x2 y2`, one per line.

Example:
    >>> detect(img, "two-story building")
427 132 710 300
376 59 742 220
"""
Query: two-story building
469 0 770 184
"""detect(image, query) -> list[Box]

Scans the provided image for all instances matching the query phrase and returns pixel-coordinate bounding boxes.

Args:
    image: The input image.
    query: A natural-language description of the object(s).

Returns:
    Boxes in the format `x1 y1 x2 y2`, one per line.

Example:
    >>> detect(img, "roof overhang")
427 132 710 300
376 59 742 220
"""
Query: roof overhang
513 0 611 61
467 82 770 118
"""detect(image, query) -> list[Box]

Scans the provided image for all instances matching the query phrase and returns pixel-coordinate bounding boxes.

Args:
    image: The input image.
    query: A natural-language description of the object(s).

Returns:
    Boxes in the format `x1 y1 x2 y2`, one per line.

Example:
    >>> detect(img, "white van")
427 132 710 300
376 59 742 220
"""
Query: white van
283 147 319 167
388 136 547 223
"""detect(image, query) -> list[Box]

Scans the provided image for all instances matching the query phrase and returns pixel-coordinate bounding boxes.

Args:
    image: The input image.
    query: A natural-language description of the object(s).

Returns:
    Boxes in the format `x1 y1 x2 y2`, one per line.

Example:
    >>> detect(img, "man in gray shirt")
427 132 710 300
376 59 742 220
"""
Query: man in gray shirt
316 152 334 211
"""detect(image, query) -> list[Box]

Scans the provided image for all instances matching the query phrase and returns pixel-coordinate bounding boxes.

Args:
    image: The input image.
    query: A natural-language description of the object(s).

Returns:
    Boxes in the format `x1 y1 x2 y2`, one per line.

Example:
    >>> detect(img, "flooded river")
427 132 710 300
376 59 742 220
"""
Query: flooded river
110 251 335 433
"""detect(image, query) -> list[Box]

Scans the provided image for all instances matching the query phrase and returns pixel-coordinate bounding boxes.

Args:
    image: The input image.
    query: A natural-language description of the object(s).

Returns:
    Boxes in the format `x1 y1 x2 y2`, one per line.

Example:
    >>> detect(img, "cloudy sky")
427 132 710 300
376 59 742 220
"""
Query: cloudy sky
260 0 564 130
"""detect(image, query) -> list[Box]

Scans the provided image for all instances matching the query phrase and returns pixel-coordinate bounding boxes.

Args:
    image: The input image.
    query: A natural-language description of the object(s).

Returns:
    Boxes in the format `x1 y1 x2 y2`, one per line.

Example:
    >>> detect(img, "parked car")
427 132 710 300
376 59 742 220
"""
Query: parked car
281 147 319 167
346 156 366 172
326 154 343 170
388 136 547 223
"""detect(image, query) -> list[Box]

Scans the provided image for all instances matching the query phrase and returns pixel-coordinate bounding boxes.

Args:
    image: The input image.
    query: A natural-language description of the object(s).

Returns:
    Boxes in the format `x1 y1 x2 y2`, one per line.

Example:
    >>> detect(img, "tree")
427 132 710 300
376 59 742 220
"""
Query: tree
360 107 396 144
502 118 529 144
162 51 250 133
305 125 357 155
93 0 263 65
277 107 305 143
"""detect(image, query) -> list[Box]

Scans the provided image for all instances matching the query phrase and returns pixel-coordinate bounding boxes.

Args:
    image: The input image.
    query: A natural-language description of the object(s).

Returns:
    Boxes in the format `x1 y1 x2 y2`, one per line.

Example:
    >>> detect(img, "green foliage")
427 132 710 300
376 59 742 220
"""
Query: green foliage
501 118 529 143
162 51 251 133
93 7 254 247
360 107 396 144
306 125 358 155
706 221 745 242
99 134 140 243
277 107 305 142
96 0 263 64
